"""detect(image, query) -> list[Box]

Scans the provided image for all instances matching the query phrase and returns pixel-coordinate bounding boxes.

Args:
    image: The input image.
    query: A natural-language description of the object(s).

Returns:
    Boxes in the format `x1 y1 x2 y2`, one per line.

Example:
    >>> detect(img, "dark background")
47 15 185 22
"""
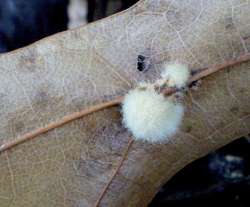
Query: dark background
0 1 249 206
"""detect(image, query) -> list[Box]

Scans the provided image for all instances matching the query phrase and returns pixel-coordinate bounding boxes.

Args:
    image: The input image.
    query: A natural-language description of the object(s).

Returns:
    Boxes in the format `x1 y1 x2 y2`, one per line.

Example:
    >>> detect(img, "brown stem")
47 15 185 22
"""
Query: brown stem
93 138 134 207
0 96 123 153
189 53 250 83
0 53 250 154
162 53 250 95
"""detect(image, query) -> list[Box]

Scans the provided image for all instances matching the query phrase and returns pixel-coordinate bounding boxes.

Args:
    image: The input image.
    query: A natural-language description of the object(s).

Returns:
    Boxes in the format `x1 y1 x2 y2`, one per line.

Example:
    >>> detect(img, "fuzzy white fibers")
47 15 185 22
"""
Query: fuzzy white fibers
122 87 184 142
161 63 190 88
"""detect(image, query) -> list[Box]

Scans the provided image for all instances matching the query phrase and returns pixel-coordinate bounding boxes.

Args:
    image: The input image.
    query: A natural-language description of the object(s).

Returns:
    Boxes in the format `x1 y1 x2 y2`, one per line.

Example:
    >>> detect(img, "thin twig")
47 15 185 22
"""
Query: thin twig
0 96 123 153
0 53 250 154
162 53 250 95
93 138 134 207
189 53 250 83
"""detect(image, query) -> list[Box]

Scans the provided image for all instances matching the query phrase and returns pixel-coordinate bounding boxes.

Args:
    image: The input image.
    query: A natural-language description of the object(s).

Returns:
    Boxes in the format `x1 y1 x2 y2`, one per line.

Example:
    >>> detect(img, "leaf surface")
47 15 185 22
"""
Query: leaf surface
0 0 250 206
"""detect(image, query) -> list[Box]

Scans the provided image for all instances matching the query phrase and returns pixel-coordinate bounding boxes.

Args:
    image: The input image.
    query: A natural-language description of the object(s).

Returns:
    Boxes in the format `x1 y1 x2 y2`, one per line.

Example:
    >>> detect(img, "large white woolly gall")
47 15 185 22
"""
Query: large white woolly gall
161 63 190 89
122 88 184 142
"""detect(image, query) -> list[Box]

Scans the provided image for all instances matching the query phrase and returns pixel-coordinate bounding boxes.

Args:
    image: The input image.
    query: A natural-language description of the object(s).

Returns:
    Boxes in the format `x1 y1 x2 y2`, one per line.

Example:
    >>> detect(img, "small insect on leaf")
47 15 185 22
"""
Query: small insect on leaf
137 55 146 71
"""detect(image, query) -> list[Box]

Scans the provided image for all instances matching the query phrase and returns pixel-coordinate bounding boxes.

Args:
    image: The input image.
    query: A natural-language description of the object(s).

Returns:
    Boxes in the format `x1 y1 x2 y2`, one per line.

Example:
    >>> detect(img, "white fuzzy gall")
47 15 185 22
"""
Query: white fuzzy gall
122 87 184 142
161 63 190 89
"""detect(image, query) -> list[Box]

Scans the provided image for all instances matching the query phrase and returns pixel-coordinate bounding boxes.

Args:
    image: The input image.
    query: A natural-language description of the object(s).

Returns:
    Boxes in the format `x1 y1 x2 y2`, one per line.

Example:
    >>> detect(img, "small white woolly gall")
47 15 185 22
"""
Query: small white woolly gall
137 81 153 90
161 63 190 89
122 87 184 142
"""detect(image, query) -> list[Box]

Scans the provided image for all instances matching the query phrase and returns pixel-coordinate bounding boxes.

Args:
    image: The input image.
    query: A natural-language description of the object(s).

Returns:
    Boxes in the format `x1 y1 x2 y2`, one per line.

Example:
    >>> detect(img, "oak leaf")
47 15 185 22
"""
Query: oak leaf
0 0 250 206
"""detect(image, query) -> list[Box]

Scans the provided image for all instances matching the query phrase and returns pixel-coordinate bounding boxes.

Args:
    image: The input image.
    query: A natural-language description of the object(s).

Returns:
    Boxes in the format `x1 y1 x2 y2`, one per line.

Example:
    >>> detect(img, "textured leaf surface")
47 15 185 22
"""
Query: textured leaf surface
0 0 250 206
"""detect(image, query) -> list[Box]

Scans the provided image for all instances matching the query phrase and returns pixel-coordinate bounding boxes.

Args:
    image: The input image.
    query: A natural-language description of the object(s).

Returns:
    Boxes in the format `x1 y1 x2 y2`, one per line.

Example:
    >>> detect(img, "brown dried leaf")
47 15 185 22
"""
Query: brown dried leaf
0 0 250 206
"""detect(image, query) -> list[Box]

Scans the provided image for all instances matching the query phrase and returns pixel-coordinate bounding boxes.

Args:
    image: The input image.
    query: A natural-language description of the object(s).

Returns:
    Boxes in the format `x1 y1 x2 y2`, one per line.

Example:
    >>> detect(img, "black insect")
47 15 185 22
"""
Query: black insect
137 55 146 71
189 80 198 87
